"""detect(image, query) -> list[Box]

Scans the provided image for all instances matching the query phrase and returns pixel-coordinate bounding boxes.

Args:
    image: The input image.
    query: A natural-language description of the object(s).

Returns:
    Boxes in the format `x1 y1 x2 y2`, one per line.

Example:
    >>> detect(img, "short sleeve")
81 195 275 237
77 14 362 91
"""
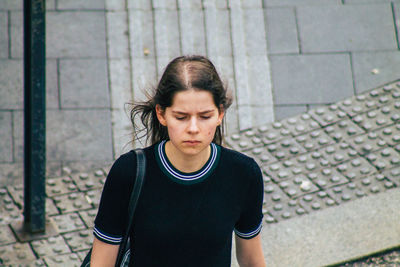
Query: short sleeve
234 160 264 239
93 152 136 245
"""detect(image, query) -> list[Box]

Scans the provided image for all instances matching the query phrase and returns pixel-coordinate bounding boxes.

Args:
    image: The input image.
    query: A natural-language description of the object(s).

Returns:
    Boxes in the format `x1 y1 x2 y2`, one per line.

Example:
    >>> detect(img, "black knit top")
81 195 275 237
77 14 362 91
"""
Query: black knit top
94 141 264 266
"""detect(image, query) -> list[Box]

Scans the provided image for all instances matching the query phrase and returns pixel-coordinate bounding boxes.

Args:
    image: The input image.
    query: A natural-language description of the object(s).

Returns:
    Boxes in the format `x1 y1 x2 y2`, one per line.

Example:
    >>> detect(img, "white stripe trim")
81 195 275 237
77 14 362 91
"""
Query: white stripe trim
234 222 263 238
158 140 217 181
93 227 122 244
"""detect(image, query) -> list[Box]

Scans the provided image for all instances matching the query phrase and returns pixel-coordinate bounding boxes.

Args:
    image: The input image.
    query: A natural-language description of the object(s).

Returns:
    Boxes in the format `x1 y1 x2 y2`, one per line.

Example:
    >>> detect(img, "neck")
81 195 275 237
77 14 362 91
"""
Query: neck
164 141 211 173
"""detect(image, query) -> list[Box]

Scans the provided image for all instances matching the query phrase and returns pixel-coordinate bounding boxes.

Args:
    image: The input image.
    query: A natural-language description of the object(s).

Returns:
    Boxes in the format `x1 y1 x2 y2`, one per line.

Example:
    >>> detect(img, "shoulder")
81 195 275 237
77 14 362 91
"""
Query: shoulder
219 145 261 184
220 145 259 171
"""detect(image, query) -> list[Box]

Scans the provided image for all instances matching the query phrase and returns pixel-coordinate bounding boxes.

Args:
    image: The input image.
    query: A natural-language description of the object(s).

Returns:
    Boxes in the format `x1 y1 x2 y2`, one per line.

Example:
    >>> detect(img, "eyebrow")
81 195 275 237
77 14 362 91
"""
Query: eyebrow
171 110 215 115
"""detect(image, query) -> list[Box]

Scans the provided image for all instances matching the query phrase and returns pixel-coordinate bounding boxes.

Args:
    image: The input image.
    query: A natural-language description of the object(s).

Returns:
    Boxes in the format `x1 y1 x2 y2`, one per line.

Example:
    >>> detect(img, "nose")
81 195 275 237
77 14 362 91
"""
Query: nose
188 117 199 133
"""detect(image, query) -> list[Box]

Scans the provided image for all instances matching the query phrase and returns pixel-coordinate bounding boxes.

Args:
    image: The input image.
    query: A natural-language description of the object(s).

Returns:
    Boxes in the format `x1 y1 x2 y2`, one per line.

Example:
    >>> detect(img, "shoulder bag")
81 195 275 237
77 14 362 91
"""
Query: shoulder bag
81 149 146 267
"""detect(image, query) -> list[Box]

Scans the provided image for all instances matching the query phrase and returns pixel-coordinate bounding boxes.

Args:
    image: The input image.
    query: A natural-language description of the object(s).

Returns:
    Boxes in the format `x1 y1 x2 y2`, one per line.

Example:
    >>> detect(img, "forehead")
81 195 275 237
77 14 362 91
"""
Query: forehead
170 90 217 111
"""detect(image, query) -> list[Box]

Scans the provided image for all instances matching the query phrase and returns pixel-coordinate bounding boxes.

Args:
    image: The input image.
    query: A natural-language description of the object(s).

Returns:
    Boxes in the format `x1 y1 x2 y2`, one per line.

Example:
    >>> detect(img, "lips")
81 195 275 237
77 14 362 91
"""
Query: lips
184 140 200 144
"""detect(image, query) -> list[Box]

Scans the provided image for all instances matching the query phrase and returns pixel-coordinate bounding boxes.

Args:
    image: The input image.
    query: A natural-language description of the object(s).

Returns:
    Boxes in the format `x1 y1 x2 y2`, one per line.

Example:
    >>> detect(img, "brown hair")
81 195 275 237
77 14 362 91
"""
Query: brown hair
130 55 232 146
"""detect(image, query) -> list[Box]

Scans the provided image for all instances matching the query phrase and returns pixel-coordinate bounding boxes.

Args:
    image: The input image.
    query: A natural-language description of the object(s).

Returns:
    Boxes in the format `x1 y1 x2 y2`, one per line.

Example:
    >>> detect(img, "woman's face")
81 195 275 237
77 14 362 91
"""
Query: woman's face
156 89 224 157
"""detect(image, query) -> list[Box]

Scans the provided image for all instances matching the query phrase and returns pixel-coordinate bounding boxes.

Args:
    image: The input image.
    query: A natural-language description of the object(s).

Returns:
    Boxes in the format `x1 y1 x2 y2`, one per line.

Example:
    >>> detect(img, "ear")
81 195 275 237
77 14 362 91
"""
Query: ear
217 105 225 126
156 104 167 126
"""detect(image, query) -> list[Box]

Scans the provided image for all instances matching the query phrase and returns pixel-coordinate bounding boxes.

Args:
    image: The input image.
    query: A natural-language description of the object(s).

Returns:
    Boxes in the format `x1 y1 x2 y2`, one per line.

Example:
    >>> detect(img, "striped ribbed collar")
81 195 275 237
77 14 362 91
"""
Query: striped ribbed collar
155 140 220 185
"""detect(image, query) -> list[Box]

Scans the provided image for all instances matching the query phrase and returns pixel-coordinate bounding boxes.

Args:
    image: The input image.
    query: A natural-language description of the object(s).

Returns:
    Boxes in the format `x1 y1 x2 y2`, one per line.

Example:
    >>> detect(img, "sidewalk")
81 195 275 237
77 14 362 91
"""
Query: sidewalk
0 0 399 266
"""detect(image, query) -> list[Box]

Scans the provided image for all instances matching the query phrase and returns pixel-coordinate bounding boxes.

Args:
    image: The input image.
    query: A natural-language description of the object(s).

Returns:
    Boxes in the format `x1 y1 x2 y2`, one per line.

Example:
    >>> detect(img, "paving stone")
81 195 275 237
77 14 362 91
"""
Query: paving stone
129 10 155 58
52 213 86 233
317 142 359 166
0 12 7 58
336 157 377 180
131 57 157 102
0 112 12 163
278 174 320 198
60 59 110 108
70 169 106 192
208 55 238 134
267 199 308 222
127 0 151 10
0 243 36 265
179 8 207 55
337 83 399 117
107 11 129 59
0 225 16 245
11 10 107 58
308 167 349 189
152 0 177 9
352 104 400 132
324 119 365 143
366 147 400 171
203 0 228 9
225 128 264 151
295 128 335 152
107 0 126 10
31 235 71 257
46 176 78 197
265 8 299 54
46 59 60 109
0 0 55 10
13 110 113 162
327 182 368 204
274 105 307 121
154 9 181 79
298 191 337 213
271 54 354 104
352 52 400 94
263 151 330 182
297 4 398 52
43 253 81 266
264 0 341 6
52 192 92 213
309 104 349 127
266 138 306 160
57 0 105 9
46 110 113 161
63 229 93 252
0 0 22 10
177 0 202 9
382 166 400 186
244 146 276 167
79 209 97 229
0 187 22 225
353 174 396 195
0 59 22 108
347 132 388 156
279 113 320 136
47 11 106 58
204 8 232 57
375 123 400 146
85 189 102 207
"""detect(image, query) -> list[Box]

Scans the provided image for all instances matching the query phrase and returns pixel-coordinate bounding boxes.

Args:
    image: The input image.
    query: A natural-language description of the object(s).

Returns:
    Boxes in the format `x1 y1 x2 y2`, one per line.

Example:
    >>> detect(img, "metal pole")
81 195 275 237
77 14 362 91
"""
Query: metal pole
23 0 46 233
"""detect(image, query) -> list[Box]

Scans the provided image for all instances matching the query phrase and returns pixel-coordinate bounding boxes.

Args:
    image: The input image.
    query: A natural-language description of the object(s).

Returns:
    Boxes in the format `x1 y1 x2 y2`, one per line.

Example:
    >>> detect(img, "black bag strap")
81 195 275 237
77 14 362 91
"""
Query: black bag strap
115 149 146 266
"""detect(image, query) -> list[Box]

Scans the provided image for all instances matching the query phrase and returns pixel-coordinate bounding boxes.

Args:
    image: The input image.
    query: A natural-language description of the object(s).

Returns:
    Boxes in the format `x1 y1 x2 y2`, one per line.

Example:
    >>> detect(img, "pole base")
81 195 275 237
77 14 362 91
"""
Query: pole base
10 217 59 242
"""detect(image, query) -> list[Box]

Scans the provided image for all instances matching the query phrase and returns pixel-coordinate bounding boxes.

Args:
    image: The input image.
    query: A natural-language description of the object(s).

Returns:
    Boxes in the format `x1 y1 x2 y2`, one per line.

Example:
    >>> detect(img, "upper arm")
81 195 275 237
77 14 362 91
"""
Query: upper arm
91 237 119 267
235 234 266 267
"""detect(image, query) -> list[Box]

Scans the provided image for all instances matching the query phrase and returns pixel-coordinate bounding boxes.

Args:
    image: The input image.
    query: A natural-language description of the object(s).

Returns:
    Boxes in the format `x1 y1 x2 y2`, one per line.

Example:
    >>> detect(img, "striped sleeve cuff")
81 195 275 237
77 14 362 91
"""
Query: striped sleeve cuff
93 226 123 245
234 222 262 239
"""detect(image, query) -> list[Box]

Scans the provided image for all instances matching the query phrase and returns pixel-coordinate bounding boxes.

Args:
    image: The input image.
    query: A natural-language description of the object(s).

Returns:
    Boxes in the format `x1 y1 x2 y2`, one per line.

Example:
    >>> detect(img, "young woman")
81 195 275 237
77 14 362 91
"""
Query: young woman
90 55 266 266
